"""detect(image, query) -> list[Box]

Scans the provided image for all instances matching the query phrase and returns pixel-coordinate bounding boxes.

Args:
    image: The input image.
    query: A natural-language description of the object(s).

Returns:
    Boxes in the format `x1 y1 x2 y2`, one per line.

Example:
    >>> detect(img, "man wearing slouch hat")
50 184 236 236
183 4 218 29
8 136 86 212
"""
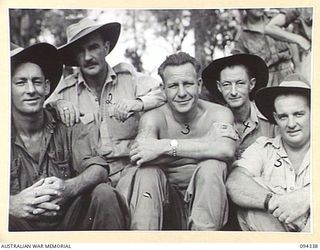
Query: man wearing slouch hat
9 42 128 231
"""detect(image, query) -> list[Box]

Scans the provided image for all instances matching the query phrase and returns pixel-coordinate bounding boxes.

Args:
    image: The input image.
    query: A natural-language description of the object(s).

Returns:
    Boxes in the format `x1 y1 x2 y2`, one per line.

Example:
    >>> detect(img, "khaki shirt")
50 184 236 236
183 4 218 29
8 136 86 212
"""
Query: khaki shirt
46 62 166 175
235 102 276 159
235 135 310 193
10 110 108 195
234 135 310 231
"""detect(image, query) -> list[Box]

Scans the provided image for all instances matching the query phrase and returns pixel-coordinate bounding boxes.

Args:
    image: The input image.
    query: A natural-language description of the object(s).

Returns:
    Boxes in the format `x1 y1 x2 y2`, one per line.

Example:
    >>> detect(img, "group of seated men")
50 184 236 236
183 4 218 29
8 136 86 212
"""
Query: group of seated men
9 17 311 232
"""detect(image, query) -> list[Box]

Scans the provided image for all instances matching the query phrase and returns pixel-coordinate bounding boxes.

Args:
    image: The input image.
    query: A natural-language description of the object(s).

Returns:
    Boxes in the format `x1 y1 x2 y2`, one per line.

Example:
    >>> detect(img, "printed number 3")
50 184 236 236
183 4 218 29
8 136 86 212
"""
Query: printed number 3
181 124 190 135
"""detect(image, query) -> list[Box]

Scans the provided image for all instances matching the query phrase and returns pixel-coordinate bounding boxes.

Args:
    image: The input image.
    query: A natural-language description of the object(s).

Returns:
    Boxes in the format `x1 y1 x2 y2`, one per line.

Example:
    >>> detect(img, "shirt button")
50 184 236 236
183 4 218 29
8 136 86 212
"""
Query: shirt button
290 187 295 191
95 98 99 102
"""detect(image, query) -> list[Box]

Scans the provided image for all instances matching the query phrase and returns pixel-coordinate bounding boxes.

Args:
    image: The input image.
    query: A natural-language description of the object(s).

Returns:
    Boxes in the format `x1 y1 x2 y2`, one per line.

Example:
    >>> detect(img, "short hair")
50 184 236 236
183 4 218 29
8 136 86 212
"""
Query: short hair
11 60 47 79
158 52 202 82
218 64 253 81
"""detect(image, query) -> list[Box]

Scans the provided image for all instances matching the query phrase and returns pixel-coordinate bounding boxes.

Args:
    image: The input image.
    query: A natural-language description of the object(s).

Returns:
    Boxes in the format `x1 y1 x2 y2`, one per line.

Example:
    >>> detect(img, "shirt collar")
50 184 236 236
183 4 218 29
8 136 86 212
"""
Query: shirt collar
11 109 57 147
78 63 117 90
263 135 310 169
250 101 269 124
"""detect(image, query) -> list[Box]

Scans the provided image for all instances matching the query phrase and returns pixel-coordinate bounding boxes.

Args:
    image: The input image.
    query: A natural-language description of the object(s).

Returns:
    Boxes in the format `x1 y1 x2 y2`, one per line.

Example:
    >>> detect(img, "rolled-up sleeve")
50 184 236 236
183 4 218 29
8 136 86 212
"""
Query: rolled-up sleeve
135 74 167 110
212 122 239 141
232 139 265 177
70 123 110 174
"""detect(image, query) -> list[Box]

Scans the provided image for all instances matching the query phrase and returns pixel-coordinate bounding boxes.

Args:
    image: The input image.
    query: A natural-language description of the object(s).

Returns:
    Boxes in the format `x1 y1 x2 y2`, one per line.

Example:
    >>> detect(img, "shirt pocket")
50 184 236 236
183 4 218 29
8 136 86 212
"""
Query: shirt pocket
47 150 73 180
107 113 139 140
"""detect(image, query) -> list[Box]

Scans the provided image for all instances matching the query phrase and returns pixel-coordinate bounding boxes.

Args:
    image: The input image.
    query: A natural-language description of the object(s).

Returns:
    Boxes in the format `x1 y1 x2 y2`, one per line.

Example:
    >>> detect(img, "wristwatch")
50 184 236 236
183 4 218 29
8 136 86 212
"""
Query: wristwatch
170 139 178 157
264 193 273 211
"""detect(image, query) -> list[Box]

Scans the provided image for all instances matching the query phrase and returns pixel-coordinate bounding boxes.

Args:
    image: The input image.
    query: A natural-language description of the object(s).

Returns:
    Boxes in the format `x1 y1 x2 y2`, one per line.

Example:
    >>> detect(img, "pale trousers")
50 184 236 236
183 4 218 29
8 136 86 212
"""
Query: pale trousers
117 159 228 230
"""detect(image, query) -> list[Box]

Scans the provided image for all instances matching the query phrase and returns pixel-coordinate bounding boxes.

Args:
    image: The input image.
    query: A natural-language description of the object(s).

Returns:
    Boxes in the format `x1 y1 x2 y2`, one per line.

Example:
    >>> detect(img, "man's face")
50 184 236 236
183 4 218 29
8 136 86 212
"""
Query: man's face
74 33 109 77
273 94 310 148
217 65 255 109
11 62 49 115
163 63 202 114
246 9 265 18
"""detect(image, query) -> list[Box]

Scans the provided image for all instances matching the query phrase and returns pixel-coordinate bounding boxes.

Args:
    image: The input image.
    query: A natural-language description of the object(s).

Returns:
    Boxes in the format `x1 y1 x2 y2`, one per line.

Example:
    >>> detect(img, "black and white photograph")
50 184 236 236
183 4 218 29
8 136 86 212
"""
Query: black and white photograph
2 2 317 245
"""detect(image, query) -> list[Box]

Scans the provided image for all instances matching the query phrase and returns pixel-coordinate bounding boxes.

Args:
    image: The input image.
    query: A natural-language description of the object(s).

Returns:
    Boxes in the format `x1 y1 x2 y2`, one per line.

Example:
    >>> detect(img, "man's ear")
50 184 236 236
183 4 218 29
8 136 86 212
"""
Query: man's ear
216 81 222 93
273 111 278 123
197 78 203 93
104 41 110 55
249 78 256 92
44 79 50 96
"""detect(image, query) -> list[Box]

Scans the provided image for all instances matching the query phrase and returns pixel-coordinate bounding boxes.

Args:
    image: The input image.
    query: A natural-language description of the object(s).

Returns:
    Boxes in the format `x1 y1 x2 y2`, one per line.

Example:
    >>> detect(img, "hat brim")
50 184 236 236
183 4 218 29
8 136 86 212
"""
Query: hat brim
202 54 269 104
59 22 121 66
255 86 311 124
11 43 63 97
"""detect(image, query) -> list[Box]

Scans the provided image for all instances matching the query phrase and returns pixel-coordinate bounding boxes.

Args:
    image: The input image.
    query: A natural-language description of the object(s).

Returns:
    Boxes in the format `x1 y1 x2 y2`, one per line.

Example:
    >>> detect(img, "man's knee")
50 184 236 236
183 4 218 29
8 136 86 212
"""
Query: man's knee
238 209 287 231
91 183 118 205
196 159 227 182
135 166 167 189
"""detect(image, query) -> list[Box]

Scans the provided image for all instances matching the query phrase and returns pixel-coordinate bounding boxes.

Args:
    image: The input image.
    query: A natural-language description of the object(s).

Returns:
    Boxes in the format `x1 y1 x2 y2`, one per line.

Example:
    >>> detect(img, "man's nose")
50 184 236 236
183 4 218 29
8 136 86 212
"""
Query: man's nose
84 49 92 61
25 80 36 94
288 116 297 128
177 84 187 97
230 82 238 96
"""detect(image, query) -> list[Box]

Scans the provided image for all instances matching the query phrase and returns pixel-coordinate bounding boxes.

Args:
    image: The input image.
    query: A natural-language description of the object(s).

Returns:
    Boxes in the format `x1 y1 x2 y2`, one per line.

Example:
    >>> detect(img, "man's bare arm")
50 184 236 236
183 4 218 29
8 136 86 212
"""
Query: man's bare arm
130 106 236 166
226 166 271 209
265 13 311 51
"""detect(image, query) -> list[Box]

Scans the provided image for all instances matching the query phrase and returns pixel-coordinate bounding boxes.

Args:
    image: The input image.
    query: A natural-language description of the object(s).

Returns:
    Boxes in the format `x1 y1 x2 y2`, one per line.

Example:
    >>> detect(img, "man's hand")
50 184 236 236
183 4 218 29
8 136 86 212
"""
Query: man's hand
9 179 60 219
41 176 75 207
54 99 80 127
129 138 167 167
297 36 311 51
268 189 310 224
113 99 143 122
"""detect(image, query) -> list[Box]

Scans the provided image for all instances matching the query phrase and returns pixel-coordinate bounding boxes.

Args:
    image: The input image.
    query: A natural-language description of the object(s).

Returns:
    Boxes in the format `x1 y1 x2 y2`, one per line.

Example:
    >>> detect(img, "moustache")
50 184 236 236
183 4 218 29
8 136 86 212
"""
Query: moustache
84 60 98 67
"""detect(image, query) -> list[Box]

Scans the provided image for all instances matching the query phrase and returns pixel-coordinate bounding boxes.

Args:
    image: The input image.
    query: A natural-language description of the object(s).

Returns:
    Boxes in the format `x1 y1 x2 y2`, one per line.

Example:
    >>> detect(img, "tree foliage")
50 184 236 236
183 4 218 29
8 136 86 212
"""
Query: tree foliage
10 9 88 47
9 8 241 72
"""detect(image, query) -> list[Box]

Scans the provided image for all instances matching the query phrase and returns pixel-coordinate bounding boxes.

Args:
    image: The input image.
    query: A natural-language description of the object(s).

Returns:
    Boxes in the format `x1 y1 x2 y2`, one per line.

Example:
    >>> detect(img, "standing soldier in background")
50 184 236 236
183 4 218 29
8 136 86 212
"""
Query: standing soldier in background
265 8 312 82
232 9 295 87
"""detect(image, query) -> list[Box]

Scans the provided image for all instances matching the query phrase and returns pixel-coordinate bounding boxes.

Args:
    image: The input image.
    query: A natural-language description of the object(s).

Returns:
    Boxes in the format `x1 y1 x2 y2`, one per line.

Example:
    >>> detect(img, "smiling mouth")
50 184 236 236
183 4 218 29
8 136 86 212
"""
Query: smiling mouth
24 97 40 103
287 130 301 136
175 99 192 103
229 97 241 101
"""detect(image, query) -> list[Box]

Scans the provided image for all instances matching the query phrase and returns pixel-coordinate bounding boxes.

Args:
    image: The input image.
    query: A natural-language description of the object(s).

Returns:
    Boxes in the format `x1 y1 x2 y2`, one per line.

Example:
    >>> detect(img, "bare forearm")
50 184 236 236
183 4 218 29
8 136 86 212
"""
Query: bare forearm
226 168 270 209
66 165 108 197
159 138 235 162
265 25 306 46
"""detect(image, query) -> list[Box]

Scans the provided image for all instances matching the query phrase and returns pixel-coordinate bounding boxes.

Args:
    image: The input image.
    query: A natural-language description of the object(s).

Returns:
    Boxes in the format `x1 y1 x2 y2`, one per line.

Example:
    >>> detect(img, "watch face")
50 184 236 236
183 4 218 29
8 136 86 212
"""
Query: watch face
170 140 178 147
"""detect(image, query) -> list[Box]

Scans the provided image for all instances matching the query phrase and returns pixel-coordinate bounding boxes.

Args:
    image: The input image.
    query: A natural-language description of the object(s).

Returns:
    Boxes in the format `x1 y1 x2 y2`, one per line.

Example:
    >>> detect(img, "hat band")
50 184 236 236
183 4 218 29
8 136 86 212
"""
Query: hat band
280 80 310 89
67 25 98 43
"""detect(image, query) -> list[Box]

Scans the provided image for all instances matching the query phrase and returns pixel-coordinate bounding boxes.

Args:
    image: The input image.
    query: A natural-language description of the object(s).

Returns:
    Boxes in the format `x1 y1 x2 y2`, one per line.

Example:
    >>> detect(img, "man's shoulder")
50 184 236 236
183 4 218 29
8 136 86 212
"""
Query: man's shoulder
253 135 281 150
201 100 233 120
142 104 167 119
55 72 79 94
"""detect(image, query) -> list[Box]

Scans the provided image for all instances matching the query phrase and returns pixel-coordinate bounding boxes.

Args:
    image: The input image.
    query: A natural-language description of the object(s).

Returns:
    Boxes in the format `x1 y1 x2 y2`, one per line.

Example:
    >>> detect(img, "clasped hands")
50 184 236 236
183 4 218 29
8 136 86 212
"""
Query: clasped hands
268 189 309 227
10 177 73 219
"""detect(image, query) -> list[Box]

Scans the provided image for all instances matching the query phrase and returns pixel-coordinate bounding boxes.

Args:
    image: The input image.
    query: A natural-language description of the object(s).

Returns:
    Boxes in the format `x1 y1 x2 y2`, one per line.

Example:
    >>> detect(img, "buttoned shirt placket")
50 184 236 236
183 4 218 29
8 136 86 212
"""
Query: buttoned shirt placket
12 114 56 182
274 139 310 192
76 67 117 156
